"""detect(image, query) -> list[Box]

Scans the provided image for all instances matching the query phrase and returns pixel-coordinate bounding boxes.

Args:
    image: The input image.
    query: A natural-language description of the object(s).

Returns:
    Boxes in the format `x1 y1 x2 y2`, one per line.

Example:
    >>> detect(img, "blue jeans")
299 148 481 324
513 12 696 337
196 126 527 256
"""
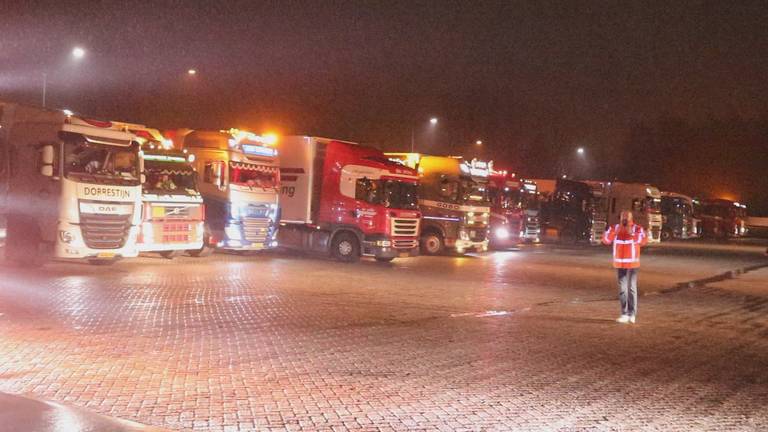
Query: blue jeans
617 268 638 316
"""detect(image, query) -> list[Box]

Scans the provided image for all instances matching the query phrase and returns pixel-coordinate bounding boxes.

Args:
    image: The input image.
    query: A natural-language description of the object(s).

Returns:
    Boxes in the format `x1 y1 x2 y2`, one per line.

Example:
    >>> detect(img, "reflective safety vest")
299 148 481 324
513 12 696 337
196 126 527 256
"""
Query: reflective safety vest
602 223 648 268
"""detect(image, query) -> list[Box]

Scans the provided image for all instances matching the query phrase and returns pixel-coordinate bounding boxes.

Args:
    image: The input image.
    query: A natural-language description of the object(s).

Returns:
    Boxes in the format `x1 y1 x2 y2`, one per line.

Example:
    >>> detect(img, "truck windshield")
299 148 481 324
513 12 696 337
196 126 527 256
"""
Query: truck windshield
492 188 521 209
229 162 278 189
64 140 139 185
460 179 489 204
356 179 418 210
144 162 198 195
645 197 661 213
664 198 694 216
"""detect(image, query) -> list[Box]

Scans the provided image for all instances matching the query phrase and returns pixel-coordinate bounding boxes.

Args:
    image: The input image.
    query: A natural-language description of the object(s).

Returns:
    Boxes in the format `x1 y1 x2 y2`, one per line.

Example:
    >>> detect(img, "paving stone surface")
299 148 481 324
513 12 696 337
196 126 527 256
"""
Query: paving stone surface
1 243 767 431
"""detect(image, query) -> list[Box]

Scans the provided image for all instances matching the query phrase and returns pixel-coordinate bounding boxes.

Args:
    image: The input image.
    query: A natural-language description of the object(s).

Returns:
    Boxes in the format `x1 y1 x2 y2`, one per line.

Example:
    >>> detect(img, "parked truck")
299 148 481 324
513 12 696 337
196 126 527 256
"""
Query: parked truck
660 192 699 241
176 128 280 253
386 153 490 255
115 124 206 258
540 179 608 245
598 181 663 243
487 168 540 248
699 199 748 239
0 101 142 265
278 136 421 262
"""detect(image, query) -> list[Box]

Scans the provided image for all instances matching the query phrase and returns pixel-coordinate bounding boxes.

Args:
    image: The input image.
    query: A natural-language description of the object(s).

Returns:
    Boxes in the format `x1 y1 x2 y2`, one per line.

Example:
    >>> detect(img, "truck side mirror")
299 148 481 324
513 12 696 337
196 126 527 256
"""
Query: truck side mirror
217 162 226 190
139 153 146 183
40 144 55 177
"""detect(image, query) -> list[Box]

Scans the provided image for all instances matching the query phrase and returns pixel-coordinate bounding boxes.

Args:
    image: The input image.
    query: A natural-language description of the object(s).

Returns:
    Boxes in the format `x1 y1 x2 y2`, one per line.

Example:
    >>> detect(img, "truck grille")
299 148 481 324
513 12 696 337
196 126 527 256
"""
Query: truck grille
525 220 540 236
243 217 271 243
590 220 607 244
160 222 193 243
469 229 487 242
81 214 132 249
393 239 419 249
391 218 419 237
159 206 189 218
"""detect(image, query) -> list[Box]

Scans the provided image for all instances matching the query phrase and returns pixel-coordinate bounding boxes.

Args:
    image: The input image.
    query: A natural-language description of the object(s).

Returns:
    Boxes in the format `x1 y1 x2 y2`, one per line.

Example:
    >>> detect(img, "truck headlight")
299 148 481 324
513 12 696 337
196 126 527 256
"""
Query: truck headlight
375 240 392 247
494 227 509 239
59 230 74 244
225 224 242 240
230 203 242 219
459 230 469 240
141 222 154 242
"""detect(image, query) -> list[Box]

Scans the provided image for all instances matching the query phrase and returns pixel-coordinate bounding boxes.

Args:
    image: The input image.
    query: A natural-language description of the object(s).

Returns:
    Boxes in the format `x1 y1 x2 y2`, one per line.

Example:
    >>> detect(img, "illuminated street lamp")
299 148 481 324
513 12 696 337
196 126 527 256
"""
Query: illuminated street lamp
476 140 483 145
72 47 86 59
187 69 197 75
411 117 439 153
577 147 585 155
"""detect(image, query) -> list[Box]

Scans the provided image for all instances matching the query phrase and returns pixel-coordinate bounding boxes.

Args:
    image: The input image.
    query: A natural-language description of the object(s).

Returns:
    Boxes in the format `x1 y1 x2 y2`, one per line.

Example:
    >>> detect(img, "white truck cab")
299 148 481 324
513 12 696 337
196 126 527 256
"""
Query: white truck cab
0 101 142 264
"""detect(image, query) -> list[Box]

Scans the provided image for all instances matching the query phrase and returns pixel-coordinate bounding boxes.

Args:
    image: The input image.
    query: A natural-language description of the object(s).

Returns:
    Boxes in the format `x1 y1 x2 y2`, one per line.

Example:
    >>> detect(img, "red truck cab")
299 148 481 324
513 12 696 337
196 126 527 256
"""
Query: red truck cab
278 136 421 262
700 199 748 239
488 168 541 248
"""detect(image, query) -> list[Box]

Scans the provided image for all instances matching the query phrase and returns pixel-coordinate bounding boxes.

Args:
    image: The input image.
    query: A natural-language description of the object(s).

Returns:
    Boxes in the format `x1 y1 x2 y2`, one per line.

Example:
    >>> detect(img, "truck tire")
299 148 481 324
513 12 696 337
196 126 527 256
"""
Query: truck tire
190 225 215 257
421 232 444 255
189 244 214 257
661 229 672 242
5 216 43 267
331 232 360 263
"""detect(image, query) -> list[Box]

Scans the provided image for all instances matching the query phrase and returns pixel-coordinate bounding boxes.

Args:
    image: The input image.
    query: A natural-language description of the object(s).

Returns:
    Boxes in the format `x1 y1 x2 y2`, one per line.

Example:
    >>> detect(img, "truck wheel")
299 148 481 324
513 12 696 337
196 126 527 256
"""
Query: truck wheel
421 232 444 255
661 229 672 242
189 245 214 257
190 226 215 257
5 216 43 267
331 232 360 263
160 250 183 259
375 256 395 263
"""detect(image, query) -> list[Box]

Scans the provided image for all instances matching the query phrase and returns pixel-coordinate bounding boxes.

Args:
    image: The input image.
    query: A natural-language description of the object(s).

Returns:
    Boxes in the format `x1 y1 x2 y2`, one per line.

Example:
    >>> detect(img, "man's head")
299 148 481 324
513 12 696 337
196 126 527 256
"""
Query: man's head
620 211 634 227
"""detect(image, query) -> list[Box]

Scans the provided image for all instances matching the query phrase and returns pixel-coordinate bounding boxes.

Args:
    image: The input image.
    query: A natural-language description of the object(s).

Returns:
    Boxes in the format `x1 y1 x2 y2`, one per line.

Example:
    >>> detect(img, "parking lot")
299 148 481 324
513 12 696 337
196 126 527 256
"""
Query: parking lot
1 242 767 431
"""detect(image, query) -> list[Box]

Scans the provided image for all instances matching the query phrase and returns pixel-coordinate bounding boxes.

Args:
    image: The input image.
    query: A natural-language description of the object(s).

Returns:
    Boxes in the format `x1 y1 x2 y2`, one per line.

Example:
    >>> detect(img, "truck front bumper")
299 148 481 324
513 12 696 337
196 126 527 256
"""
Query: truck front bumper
363 237 419 258
454 239 489 253
55 221 140 260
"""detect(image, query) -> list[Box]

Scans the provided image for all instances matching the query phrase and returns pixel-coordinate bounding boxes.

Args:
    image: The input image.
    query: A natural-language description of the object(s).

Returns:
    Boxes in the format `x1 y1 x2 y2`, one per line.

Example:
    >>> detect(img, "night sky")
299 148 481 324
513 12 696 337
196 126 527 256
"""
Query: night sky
2 1 767 212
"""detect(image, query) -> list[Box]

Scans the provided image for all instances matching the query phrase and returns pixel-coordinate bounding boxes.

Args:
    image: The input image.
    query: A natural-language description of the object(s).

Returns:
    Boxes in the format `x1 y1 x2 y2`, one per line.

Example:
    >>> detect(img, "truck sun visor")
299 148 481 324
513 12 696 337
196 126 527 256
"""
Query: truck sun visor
83 134 133 147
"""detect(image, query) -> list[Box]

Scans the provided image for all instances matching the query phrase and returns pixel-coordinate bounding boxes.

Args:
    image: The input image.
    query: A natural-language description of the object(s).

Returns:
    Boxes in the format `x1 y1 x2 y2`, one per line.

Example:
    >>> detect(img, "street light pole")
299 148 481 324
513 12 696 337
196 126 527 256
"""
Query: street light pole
41 47 86 108
41 72 47 108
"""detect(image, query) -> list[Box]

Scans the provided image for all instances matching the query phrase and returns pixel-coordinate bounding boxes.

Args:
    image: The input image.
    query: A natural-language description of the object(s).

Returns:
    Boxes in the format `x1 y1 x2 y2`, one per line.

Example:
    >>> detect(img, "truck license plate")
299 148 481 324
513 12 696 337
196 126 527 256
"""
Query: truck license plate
399 252 410 258
96 252 116 258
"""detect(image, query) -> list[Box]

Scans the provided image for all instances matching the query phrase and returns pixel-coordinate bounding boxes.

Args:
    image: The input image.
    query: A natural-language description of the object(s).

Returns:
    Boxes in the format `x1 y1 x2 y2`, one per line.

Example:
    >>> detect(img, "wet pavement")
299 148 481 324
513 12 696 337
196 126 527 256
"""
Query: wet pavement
0 392 166 432
0 242 767 431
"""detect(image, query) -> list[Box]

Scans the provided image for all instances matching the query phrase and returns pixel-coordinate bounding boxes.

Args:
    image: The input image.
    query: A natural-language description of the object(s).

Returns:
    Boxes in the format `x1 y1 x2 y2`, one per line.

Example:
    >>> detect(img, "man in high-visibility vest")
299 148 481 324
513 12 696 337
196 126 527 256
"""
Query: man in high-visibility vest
602 210 648 323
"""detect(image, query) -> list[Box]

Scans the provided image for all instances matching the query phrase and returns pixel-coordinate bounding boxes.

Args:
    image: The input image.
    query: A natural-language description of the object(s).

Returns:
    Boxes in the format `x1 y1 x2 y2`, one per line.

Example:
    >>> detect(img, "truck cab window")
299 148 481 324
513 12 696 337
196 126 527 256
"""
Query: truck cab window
204 161 224 187
63 139 139 184
438 178 459 202
355 178 418 210
355 177 380 204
